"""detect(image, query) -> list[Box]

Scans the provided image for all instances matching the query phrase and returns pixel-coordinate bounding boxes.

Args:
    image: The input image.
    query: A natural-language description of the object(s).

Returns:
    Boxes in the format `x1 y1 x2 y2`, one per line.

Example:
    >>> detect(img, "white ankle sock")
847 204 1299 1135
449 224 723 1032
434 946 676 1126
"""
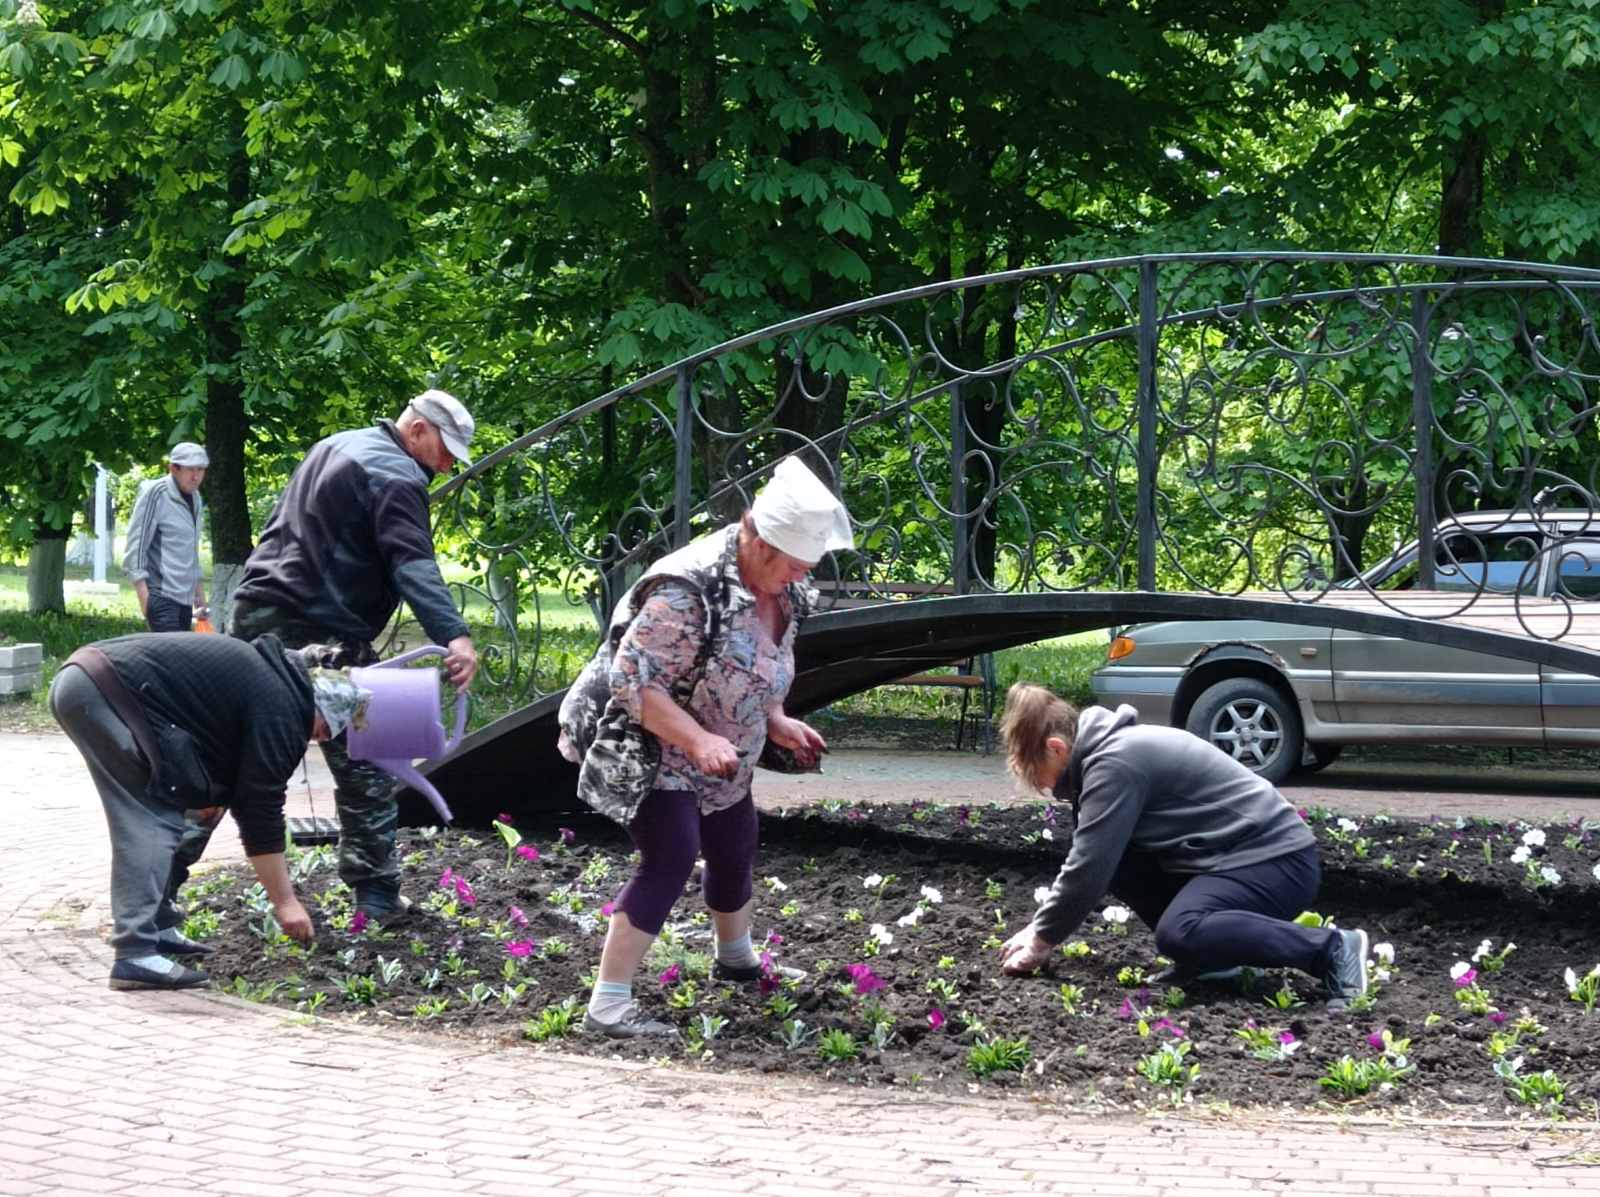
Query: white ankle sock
123 954 178 975
715 932 759 969
587 980 632 1022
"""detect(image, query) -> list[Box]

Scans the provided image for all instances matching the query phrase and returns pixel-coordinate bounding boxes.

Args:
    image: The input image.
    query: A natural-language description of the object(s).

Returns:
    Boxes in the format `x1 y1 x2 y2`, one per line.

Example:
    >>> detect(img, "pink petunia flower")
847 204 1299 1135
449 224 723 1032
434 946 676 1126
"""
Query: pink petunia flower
516 843 540 863
558 827 576 845
1152 1018 1186 1039
349 910 369 935
1367 1031 1386 1050
507 906 528 928
438 867 456 889
765 930 785 947
496 812 514 826
659 964 682 986
504 940 535 958
954 805 971 825
1488 1009 1508 1025
454 877 476 906
844 962 885 995
927 1008 946 1031
1277 1031 1297 1045
1454 967 1478 989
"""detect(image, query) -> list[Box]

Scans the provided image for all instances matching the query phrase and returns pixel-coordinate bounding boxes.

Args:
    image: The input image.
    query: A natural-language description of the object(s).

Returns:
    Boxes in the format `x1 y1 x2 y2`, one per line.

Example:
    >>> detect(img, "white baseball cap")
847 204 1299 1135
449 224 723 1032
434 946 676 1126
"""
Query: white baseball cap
409 389 476 465
750 457 854 564
168 442 209 467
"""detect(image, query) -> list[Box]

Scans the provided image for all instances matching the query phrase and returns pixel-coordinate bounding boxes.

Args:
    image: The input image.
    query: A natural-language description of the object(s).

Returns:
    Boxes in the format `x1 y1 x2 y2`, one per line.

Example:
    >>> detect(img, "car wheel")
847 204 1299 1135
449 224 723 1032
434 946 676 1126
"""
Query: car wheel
1185 677 1304 785
1299 742 1343 773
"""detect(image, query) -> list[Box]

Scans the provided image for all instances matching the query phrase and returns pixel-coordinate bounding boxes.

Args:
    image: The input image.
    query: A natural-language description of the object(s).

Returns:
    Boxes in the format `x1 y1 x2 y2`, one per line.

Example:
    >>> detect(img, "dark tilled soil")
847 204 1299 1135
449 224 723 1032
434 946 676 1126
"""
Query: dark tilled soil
194 801 1600 1118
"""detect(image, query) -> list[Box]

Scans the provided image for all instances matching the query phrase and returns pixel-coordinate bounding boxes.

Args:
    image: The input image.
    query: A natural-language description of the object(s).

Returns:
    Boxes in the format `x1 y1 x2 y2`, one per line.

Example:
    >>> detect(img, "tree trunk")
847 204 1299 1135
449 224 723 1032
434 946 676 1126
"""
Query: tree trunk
26 532 67 615
201 109 254 628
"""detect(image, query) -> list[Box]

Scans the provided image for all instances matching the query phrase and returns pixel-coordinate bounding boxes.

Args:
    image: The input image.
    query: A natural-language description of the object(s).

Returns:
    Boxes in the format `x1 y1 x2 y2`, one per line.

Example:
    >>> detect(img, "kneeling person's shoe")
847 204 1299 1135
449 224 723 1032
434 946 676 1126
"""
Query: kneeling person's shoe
1147 963 1244 987
355 887 413 925
156 929 214 957
582 1002 677 1039
109 958 210 991
1325 928 1371 1007
712 959 808 985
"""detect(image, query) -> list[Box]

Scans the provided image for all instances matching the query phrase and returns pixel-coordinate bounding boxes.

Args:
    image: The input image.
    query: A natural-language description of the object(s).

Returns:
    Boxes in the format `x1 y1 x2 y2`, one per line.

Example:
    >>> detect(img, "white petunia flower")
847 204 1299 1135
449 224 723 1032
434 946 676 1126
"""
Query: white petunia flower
895 907 924 929
1471 938 1493 962
1593 862 1600 882
1102 905 1130 925
1541 866 1562 886
765 876 788 893
1565 967 1579 992
1374 967 1393 984
1454 816 1467 830
1522 828 1546 848
1337 817 1360 834
1373 942 1395 965
868 923 894 945
1033 886 1053 905
863 873 883 889
1450 961 1473 981
919 885 943 904
1511 845 1531 865
1041 828 1054 841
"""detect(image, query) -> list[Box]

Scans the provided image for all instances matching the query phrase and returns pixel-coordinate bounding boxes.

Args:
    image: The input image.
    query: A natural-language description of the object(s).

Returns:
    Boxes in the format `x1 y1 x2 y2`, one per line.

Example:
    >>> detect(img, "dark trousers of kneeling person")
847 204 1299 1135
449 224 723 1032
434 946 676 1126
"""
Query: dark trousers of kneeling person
1108 843 1338 977
49 665 208 986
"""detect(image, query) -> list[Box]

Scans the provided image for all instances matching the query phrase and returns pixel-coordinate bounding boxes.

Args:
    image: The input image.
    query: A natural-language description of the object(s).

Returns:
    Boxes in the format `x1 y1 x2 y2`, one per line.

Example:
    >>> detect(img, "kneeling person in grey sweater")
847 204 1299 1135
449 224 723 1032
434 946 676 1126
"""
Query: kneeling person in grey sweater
995 684 1371 1007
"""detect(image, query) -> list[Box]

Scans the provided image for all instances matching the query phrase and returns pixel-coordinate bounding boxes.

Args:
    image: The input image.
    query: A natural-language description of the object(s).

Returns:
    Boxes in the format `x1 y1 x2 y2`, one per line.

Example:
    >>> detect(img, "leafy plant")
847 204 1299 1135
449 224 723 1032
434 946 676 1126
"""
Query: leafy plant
1135 1040 1199 1103
413 996 451 1019
1262 985 1304 1010
926 977 959 1003
523 997 583 1042
967 1036 1031 1078
817 1029 860 1062
339 974 379 1005
375 956 404 987
1057 983 1084 1015
1318 1053 1413 1098
765 993 798 1019
180 909 221 941
1494 1057 1566 1112
778 1019 814 1050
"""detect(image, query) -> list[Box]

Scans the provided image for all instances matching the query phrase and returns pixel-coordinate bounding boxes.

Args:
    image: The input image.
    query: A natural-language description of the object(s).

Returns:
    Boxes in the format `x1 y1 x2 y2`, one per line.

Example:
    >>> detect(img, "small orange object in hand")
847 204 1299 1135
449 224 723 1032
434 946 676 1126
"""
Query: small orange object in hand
193 616 215 634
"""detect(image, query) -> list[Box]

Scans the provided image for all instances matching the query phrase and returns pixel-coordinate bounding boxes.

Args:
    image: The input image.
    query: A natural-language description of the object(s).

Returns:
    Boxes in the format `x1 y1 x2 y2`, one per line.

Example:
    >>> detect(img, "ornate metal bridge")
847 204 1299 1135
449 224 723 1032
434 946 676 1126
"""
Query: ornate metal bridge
411 252 1600 817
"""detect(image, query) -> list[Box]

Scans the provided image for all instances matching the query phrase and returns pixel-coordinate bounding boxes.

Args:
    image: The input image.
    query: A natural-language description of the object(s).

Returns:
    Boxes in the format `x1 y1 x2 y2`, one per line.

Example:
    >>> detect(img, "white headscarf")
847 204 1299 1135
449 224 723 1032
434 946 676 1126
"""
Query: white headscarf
750 457 854 563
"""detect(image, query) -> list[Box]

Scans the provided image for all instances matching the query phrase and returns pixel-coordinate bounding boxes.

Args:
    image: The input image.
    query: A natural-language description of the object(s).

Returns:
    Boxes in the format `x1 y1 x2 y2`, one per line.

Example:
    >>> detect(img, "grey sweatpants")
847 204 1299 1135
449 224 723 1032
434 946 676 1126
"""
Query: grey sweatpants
49 665 185 959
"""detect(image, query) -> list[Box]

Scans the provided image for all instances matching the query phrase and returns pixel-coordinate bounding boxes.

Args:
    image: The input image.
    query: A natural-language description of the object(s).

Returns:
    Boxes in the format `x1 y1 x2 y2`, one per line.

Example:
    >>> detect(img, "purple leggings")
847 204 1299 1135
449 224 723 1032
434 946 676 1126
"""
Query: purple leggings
613 789 759 935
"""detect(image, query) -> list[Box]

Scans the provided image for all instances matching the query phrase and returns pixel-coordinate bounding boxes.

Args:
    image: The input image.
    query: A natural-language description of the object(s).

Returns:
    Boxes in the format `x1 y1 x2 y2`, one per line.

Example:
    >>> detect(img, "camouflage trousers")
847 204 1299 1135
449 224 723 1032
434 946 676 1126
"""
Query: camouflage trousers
164 603 401 914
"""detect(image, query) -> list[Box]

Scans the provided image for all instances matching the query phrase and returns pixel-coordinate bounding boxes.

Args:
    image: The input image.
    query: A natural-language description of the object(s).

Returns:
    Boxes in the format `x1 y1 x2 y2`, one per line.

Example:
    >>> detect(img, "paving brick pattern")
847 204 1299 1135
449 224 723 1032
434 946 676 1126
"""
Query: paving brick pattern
3 730 1596 1195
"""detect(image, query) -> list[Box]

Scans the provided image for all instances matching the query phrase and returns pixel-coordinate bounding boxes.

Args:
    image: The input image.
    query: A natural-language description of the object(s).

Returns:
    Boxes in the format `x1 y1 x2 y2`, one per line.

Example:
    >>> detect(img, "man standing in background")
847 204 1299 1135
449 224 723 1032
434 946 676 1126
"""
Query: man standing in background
122 442 209 631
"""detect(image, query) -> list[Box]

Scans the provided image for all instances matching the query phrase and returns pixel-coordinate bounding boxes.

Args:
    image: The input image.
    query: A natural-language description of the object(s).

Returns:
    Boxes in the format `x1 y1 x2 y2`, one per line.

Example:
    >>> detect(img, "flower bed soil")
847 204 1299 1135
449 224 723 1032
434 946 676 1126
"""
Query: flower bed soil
193 801 1600 1118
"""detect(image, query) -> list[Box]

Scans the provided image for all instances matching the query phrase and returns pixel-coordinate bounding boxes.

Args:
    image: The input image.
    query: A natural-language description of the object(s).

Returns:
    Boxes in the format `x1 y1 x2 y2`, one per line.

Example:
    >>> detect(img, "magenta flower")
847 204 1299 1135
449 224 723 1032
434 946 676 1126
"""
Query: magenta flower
1277 1031 1297 1045
1296 807 1310 822
844 962 885 995
1117 996 1136 1022
349 910 369 935
438 867 457 889
496 812 514 825
1488 1009 1508 1025
1454 967 1478 989
757 952 781 995
1367 1031 1386 1050
504 940 535 958
954 805 971 825
659 964 682 986
845 808 866 822
453 877 476 906
1152 1018 1186 1039
558 827 576 845
927 1008 946 1031
516 843 540 863
600 901 616 917
507 905 528 928
1042 804 1057 825
764 930 785 947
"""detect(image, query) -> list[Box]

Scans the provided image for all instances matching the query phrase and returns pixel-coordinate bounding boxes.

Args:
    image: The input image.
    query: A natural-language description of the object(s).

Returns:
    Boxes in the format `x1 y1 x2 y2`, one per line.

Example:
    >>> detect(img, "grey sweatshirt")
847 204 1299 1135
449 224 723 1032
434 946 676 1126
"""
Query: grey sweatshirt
1030 704 1316 944
122 475 204 605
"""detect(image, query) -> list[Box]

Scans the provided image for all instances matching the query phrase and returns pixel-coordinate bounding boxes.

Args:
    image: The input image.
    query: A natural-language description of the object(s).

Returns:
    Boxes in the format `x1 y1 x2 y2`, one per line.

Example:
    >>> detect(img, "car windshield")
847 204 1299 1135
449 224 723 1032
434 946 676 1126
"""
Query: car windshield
1344 519 1556 593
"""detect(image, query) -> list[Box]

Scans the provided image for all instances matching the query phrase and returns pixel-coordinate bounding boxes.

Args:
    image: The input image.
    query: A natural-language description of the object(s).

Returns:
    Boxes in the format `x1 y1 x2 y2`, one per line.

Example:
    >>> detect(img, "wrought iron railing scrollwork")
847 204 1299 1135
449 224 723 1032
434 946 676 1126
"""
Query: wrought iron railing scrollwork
414 252 1600 708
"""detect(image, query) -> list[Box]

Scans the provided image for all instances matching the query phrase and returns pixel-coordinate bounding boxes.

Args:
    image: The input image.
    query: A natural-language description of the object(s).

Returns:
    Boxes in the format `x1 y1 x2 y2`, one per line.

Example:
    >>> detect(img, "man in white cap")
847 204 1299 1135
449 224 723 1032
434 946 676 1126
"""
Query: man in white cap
227 389 479 921
123 442 210 632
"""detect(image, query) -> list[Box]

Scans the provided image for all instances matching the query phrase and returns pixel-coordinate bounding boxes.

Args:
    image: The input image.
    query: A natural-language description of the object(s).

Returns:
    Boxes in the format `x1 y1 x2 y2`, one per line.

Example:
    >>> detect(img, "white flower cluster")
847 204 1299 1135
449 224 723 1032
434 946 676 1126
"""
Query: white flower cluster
1372 941 1396 983
765 876 788 893
1102 905 1131 926
863 873 883 889
1449 960 1474 981
868 923 894 946
1521 827 1546 848
1511 845 1532 865
1033 886 1053 905
18 0 43 28
1337 817 1360 835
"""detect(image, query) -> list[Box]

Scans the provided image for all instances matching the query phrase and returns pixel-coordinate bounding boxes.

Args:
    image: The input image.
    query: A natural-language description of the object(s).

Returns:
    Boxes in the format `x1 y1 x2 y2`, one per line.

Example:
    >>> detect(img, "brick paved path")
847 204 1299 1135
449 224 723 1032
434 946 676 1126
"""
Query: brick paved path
3 730 1596 1196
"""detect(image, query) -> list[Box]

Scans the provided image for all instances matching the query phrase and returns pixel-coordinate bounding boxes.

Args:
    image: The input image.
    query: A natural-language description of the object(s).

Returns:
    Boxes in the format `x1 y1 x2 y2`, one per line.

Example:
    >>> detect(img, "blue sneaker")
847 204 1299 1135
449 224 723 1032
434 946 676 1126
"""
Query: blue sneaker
1326 928 1371 1006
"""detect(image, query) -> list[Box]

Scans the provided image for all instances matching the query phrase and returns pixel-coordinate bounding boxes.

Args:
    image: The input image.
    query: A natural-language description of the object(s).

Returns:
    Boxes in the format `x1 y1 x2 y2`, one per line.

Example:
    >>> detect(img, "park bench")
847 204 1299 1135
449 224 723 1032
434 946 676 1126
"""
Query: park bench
811 580 996 753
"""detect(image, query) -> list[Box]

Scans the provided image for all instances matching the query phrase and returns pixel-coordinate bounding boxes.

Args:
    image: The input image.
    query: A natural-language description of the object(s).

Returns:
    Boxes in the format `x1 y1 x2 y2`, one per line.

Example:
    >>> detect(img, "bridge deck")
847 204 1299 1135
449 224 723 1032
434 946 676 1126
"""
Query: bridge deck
407 589 1600 822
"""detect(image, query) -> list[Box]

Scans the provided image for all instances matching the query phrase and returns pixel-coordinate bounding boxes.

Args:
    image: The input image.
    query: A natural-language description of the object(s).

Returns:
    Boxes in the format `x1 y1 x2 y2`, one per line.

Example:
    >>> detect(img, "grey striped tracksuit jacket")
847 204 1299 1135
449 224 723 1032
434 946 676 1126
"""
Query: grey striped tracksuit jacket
122 475 204 604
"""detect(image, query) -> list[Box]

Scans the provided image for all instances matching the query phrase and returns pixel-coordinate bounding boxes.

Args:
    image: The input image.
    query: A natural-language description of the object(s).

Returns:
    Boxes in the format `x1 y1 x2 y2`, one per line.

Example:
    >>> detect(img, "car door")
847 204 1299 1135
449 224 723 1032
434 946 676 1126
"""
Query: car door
1330 528 1543 738
1541 537 1600 747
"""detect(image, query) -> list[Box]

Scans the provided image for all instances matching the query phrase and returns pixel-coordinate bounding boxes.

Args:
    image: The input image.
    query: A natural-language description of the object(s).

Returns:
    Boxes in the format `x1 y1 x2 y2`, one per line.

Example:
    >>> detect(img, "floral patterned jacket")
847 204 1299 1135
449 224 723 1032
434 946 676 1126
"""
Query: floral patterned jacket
557 524 816 825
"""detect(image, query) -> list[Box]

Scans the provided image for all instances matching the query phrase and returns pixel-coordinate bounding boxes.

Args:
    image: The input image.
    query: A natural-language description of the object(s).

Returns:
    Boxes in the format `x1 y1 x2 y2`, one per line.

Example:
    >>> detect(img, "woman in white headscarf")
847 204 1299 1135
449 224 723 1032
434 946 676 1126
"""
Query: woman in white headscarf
563 458 853 1037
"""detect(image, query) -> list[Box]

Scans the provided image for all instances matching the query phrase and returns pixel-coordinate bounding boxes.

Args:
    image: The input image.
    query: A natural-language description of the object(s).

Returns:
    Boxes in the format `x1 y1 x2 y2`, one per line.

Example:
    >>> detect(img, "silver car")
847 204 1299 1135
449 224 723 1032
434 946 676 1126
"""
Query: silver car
1089 511 1600 782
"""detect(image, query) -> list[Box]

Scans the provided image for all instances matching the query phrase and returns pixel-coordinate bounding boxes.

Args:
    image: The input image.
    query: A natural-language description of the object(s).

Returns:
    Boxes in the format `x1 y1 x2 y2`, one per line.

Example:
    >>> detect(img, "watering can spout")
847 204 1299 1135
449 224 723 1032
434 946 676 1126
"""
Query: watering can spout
344 646 469 824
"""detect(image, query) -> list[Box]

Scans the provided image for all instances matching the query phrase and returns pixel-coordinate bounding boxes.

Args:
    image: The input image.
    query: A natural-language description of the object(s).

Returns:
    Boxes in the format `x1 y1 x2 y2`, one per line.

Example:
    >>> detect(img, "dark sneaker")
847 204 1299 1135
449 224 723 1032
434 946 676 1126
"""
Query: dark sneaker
582 1003 677 1039
156 930 214 957
1326 928 1371 1006
712 959 808 985
1147 963 1244 987
108 959 211 991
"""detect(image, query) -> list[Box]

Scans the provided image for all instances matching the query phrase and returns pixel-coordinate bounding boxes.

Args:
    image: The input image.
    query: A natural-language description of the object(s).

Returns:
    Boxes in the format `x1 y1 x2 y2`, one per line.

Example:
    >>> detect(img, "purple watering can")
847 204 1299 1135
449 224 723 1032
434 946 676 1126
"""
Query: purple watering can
345 646 468 823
